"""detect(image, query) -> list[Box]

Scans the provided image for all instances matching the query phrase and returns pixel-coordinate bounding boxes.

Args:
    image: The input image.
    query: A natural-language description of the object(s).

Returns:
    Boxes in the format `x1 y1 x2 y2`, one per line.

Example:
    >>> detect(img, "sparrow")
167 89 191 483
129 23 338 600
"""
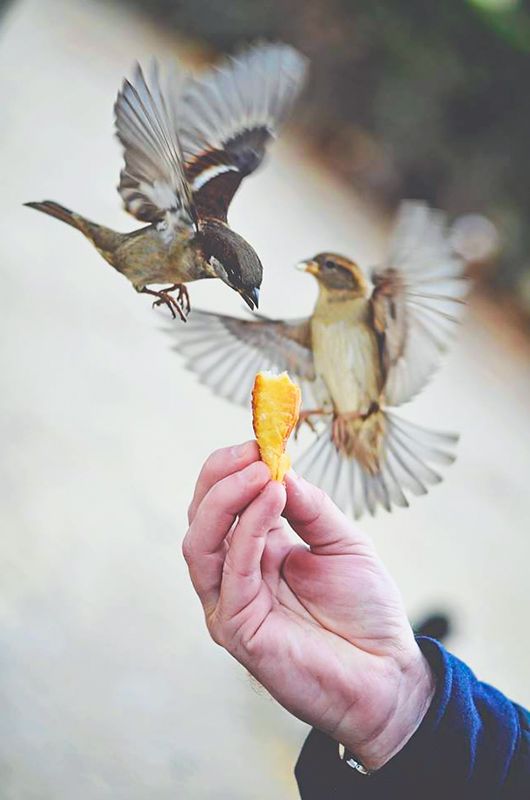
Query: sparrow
25 43 308 320
169 201 468 518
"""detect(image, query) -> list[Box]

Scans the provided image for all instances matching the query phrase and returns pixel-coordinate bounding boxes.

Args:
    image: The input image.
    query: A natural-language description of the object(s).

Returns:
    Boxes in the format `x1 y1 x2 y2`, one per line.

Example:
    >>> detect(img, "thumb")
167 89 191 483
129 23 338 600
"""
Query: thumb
283 471 372 554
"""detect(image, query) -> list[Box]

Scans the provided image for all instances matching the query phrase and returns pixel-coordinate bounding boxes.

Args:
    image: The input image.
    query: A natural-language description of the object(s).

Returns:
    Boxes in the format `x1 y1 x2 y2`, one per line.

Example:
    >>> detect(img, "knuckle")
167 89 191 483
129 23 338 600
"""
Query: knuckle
223 552 255 581
239 635 260 659
210 628 225 647
207 619 225 647
237 623 265 659
232 460 267 491
181 530 193 563
208 469 244 506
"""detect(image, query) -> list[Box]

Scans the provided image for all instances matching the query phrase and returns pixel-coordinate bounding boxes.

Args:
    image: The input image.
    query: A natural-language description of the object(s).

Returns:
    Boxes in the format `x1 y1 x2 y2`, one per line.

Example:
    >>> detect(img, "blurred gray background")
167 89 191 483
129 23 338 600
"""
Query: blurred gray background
0 0 529 797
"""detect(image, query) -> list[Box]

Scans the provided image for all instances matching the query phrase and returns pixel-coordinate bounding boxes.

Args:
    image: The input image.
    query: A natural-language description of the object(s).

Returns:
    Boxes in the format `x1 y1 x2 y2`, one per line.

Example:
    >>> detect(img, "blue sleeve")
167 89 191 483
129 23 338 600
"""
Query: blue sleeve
295 638 529 799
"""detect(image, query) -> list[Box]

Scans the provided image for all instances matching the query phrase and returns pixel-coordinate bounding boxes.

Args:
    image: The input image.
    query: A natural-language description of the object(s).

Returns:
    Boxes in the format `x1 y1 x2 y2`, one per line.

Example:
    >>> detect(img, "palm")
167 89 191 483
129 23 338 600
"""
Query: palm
216 524 413 739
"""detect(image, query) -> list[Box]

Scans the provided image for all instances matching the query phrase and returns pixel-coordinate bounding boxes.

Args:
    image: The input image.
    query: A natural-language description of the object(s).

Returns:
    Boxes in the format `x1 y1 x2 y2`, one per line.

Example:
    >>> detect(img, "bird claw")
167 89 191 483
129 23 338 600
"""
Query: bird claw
151 292 187 322
141 284 190 322
295 410 323 439
175 284 191 315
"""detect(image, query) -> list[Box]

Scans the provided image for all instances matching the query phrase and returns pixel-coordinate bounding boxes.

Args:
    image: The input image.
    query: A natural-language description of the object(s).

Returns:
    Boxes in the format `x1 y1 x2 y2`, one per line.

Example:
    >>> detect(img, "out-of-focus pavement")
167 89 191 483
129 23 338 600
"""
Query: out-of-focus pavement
0 0 529 797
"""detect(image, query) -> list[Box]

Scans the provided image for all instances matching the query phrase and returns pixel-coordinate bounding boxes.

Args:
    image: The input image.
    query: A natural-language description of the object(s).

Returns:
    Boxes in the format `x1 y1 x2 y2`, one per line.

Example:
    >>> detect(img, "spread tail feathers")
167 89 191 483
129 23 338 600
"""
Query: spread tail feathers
295 411 458 518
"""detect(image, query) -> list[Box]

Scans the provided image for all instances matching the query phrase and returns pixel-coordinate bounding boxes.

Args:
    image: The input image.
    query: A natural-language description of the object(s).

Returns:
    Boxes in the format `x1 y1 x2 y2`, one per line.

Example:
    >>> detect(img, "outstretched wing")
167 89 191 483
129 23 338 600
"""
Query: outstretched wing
115 61 196 229
168 310 318 407
178 43 308 220
370 201 468 407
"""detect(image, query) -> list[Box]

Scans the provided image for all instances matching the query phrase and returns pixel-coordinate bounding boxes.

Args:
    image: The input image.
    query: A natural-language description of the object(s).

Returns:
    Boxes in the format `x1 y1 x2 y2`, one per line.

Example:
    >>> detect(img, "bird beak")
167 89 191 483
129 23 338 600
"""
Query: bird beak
241 287 260 310
296 259 319 276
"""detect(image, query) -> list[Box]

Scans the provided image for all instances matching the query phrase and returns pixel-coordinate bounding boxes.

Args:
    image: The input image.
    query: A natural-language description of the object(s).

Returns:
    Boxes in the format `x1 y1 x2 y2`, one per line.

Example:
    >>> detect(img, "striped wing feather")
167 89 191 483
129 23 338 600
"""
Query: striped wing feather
168 310 317 408
371 201 468 407
115 61 196 228
178 43 308 218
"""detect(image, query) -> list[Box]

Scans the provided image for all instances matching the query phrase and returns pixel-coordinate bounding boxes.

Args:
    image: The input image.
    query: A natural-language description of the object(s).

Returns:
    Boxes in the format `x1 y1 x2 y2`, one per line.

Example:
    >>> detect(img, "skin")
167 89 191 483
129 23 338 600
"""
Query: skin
183 441 435 770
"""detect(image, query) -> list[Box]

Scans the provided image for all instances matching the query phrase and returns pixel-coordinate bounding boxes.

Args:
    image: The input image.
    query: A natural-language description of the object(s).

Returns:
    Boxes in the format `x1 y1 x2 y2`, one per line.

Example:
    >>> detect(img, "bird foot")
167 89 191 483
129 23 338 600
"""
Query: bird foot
160 284 191 315
332 411 363 449
294 408 328 439
158 284 191 317
141 286 189 322
175 284 191 315
151 293 187 322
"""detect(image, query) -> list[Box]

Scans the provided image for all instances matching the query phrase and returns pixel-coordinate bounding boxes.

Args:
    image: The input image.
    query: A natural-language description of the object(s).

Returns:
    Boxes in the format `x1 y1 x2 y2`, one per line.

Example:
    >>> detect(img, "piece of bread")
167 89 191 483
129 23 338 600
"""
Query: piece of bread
252 371 301 481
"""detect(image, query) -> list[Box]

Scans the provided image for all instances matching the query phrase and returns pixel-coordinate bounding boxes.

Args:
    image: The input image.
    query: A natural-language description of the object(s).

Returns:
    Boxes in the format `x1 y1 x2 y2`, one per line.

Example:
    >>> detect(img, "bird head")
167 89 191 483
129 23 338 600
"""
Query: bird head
200 222 262 310
297 253 368 298
218 239 262 310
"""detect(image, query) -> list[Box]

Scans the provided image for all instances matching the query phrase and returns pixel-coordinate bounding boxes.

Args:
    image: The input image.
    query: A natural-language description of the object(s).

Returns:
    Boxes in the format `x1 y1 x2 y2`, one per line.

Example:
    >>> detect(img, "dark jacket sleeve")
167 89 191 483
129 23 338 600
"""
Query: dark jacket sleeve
295 637 529 799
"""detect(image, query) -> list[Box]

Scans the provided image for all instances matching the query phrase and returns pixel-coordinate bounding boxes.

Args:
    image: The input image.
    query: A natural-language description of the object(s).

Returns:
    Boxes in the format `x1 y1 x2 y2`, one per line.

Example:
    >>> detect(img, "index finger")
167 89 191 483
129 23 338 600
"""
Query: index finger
188 440 260 523
283 471 372 554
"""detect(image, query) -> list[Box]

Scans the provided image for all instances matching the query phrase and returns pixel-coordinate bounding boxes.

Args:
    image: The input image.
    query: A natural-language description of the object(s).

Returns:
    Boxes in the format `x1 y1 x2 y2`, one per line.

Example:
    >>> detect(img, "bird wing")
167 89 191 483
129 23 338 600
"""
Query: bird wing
177 43 308 220
168 310 318 407
115 61 197 229
370 201 468 407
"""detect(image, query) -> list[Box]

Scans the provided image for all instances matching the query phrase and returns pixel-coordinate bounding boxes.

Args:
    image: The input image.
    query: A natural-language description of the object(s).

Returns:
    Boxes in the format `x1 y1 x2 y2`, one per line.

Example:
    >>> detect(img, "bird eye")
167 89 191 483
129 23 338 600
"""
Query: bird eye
323 259 336 270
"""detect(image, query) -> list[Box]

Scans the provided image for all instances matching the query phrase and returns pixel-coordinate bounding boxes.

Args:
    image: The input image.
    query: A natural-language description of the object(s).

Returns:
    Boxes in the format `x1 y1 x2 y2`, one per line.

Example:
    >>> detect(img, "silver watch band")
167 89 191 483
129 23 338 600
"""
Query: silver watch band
338 742 372 776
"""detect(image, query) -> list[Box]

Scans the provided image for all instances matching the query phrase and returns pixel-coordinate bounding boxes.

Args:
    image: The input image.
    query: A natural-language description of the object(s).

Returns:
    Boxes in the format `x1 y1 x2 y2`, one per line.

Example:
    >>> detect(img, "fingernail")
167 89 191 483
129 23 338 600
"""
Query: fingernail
241 460 269 482
285 468 299 484
260 479 287 508
229 440 256 461
285 469 308 500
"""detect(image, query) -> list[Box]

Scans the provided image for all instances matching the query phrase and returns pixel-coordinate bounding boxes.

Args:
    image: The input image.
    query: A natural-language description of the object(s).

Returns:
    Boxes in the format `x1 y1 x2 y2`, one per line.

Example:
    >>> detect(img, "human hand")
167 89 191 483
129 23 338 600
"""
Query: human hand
183 441 435 770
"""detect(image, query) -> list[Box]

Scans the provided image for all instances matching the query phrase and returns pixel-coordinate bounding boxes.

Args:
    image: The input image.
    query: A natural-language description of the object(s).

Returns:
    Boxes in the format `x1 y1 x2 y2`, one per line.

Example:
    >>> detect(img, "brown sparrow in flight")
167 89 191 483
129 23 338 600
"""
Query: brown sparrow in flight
169 202 468 517
25 43 308 320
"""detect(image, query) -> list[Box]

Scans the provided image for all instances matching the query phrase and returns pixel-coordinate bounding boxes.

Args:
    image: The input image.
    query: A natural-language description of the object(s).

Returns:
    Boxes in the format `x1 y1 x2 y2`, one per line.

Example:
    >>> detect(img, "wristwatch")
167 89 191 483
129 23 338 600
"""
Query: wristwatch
338 742 372 776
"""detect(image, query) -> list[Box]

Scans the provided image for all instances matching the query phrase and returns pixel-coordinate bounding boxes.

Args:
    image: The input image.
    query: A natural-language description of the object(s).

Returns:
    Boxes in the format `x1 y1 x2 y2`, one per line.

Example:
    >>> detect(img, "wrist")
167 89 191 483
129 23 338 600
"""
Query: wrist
337 644 435 772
